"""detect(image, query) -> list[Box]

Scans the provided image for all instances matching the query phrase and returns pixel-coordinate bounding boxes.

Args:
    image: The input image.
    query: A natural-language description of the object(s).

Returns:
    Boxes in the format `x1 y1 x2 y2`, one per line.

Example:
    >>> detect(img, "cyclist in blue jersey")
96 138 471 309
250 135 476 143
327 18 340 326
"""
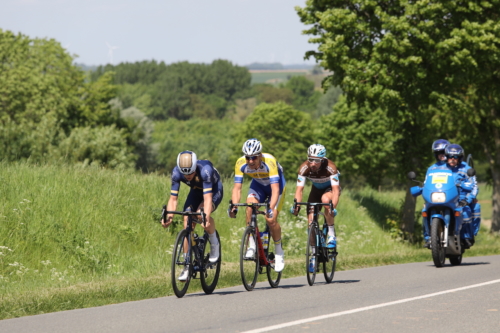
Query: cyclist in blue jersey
161 151 223 280
228 138 286 272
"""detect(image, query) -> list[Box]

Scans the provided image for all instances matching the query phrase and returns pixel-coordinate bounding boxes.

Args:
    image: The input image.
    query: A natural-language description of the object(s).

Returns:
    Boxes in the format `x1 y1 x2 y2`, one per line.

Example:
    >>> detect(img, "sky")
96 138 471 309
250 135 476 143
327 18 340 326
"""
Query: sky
1 0 318 67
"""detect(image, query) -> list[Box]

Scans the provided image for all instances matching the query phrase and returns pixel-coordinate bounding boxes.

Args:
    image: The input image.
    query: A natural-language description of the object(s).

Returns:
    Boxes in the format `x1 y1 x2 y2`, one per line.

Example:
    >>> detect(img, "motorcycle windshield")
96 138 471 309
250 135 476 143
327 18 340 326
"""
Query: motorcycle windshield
422 169 459 206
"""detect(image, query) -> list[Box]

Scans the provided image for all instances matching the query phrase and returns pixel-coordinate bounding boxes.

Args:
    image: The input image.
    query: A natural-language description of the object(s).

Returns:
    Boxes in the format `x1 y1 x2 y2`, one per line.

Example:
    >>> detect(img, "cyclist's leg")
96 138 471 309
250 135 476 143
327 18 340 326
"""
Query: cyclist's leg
247 180 265 225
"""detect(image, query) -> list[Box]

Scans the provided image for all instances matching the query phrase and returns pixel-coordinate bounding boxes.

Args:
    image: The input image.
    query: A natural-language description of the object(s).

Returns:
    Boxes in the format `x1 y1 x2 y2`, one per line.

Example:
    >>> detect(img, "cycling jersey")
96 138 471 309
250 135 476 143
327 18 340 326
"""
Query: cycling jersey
234 153 285 187
171 160 221 196
296 159 340 190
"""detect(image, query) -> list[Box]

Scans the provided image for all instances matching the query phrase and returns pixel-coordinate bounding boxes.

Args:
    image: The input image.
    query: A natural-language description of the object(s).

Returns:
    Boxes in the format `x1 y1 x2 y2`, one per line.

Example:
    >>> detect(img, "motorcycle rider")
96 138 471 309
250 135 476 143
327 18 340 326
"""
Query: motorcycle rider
444 144 480 249
422 139 450 248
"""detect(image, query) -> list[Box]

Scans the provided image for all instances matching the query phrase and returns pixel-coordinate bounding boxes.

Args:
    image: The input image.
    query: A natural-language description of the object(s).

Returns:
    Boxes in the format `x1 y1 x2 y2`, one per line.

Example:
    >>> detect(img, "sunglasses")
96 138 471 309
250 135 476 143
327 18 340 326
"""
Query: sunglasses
446 155 460 160
245 155 259 161
308 158 322 163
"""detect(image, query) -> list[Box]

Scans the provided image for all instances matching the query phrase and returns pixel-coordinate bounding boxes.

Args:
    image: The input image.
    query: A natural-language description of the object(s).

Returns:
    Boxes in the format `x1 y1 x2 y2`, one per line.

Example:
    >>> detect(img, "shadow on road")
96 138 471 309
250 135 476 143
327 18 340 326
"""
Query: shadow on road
424 261 490 268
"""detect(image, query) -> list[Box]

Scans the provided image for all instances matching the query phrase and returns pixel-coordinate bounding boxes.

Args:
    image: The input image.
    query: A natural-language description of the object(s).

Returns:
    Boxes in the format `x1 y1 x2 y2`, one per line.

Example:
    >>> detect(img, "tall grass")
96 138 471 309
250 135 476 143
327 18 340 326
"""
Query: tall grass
0 162 498 319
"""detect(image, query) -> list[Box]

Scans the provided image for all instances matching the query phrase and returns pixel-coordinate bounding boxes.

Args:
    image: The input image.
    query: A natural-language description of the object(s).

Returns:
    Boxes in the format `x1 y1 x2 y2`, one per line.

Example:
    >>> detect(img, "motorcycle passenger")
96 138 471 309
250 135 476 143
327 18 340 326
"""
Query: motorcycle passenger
161 151 223 281
444 144 481 249
422 139 450 248
291 144 341 273
228 138 287 272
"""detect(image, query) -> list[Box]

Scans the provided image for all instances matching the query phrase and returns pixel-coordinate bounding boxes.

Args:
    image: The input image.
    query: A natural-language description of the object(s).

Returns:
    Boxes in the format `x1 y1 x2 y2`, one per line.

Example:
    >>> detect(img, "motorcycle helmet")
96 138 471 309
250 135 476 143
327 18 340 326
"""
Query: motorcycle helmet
444 144 464 162
432 139 449 162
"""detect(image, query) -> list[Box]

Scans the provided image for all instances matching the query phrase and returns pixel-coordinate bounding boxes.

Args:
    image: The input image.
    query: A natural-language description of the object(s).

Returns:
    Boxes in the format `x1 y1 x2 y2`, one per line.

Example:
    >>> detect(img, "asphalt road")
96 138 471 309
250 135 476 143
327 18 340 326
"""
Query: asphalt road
1 255 499 333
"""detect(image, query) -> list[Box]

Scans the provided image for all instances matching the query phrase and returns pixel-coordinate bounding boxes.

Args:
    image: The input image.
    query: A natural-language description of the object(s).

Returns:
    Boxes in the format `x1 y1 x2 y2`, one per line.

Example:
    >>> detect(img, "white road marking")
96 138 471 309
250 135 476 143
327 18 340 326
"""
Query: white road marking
242 279 500 333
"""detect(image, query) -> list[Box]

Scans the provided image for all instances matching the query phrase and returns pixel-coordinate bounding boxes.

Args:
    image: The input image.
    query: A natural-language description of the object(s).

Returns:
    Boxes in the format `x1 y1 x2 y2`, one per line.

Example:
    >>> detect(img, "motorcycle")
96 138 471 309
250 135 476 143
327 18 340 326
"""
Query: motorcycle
408 166 475 267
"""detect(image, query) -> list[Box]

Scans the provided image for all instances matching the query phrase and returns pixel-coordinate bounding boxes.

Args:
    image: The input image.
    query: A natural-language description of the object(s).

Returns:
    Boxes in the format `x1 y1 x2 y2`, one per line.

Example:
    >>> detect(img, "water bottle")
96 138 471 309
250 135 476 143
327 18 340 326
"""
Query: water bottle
260 231 269 250
192 233 199 246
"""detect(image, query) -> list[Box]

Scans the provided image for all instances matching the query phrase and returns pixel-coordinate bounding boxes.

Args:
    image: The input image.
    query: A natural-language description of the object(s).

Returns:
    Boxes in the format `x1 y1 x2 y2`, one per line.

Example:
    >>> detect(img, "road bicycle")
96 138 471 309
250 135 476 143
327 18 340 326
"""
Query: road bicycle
292 199 337 286
162 205 221 298
228 200 282 291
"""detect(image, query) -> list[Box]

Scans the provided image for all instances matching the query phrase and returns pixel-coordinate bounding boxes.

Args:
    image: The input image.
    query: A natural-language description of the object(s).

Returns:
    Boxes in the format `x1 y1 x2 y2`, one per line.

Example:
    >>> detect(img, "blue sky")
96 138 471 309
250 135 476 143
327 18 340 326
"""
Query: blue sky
1 0 317 66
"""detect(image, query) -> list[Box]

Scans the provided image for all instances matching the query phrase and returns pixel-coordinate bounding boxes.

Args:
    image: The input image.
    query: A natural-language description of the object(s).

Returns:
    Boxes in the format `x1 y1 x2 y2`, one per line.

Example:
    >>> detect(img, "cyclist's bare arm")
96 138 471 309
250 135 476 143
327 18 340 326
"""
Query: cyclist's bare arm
230 183 242 217
163 195 178 227
331 185 340 208
202 192 215 233
292 185 304 215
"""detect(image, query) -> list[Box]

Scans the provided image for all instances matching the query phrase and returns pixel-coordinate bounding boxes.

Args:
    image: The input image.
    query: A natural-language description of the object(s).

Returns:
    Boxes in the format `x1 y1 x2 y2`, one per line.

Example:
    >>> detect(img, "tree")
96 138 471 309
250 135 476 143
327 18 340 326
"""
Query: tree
0 29 139 168
285 76 321 114
318 96 399 189
296 0 495 234
235 102 313 181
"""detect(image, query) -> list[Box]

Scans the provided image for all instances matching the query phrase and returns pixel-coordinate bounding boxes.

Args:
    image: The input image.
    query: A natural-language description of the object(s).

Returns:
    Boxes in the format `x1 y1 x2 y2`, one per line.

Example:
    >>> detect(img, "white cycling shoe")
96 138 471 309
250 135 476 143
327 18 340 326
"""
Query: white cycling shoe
274 253 285 272
209 243 219 263
178 266 189 282
245 247 256 258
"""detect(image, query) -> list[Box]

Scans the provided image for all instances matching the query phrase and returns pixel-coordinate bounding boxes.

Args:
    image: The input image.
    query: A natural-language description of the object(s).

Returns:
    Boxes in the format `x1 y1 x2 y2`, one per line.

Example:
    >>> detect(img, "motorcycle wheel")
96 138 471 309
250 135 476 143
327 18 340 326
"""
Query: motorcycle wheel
430 218 446 268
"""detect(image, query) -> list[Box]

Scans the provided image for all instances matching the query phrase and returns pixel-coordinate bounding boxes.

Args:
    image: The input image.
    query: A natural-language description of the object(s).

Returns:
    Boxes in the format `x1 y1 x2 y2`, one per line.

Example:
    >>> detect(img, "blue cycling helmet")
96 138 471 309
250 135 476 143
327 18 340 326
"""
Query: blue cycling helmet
445 144 464 162
432 139 449 162
308 144 327 158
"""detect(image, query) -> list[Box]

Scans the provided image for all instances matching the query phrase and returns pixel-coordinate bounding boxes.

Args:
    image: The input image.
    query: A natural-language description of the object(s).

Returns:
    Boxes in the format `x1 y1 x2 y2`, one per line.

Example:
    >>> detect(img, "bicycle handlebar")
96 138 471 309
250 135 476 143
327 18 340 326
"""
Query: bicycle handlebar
293 198 334 212
161 205 207 226
228 200 270 216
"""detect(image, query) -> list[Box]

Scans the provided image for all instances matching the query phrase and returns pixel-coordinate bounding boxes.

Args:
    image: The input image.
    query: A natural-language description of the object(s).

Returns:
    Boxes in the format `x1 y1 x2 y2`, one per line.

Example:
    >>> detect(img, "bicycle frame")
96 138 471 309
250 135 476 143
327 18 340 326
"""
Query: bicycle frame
230 201 270 266
164 206 207 273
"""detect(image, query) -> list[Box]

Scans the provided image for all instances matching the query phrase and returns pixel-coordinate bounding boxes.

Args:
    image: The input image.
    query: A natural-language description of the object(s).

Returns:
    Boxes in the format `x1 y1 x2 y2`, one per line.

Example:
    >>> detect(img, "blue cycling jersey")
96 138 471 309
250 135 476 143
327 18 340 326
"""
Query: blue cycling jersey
171 160 221 196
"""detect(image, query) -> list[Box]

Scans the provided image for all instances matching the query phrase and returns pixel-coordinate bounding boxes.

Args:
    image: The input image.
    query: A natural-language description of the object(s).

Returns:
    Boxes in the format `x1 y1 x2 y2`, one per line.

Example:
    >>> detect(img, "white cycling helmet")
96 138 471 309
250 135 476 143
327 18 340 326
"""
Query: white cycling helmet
307 144 327 158
242 138 262 156
177 151 197 174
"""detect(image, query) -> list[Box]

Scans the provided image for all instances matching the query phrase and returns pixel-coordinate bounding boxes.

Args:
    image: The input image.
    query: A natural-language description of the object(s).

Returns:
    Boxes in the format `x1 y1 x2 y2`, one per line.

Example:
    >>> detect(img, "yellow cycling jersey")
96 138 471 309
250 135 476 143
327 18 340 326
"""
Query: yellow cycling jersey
234 153 284 186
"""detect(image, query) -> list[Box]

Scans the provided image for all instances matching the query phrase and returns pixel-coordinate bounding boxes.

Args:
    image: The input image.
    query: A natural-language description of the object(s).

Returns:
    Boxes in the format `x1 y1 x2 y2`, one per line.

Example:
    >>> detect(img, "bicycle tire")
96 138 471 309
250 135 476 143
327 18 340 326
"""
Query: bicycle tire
306 223 318 286
240 226 259 291
171 229 192 298
200 231 222 294
323 225 336 283
266 232 282 288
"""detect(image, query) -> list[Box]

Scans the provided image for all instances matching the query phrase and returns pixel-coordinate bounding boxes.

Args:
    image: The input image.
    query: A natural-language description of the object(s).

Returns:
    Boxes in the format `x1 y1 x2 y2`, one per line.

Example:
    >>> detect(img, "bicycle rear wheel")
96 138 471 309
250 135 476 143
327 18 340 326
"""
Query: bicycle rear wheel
200 231 221 294
266 234 282 288
306 224 318 286
323 225 337 283
171 229 192 298
240 226 259 291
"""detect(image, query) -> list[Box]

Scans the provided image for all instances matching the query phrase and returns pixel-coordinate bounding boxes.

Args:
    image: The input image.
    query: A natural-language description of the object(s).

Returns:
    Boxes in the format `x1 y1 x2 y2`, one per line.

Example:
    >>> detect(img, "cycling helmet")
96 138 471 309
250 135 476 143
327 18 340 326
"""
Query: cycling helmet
445 144 464 161
177 151 197 174
307 144 327 158
242 138 262 156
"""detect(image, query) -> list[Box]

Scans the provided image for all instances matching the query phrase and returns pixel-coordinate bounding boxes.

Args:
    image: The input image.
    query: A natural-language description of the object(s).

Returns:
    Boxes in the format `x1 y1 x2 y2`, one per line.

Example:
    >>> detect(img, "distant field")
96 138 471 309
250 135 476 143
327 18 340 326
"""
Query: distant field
250 70 329 89
250 70 307 85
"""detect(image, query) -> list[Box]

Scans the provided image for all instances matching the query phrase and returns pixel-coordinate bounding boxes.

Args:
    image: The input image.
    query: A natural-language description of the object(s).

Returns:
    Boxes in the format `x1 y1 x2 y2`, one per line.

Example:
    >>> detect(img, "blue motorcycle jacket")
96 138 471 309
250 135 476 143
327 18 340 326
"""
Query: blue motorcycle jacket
449 162 478 204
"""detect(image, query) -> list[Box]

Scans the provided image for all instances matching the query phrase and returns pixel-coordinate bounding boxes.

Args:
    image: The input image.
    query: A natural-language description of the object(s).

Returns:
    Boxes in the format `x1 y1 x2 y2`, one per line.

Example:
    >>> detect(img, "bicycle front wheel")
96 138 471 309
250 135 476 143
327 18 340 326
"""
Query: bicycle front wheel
171 229 192 298
200 231 221 294
306 224 318 286
266 235 282 288
240 226 259 291
323 226 337 283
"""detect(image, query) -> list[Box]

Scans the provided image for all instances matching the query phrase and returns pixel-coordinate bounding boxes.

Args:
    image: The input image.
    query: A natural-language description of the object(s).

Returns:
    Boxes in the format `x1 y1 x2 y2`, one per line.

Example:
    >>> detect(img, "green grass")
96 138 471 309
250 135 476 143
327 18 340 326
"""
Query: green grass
1 162 499 319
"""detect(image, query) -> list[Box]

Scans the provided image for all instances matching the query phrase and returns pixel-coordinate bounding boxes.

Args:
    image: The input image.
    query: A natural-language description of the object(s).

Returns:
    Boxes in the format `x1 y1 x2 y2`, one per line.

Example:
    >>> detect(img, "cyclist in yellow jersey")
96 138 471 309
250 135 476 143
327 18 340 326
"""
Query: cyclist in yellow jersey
228 138 286 272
